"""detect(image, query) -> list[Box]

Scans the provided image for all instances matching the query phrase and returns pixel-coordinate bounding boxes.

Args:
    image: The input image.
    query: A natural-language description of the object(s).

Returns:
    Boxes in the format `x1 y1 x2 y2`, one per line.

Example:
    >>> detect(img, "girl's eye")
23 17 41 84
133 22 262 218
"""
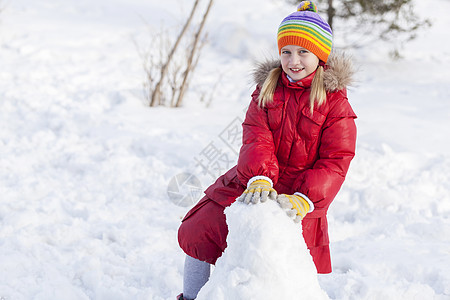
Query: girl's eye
281 50 291 55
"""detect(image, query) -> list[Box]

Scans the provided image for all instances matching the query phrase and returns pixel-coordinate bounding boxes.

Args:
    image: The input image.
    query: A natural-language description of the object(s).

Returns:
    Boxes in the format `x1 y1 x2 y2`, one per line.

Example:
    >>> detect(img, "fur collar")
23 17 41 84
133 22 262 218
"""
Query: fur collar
252 51 354 92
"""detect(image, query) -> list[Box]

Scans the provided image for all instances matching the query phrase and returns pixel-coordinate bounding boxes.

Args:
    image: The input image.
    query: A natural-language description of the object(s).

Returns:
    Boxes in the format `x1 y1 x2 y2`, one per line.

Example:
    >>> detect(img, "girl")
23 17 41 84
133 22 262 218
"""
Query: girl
177 1 357 299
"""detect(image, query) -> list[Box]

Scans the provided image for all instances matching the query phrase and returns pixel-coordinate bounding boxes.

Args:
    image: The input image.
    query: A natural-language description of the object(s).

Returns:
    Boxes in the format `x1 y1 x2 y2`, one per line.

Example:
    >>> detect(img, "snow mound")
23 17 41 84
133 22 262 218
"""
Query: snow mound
197 201 329 299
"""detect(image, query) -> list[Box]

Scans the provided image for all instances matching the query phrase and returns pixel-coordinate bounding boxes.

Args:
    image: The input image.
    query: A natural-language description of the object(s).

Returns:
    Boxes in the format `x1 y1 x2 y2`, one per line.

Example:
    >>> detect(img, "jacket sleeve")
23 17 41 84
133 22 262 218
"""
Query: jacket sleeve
293 92 357 218
236 88 279 187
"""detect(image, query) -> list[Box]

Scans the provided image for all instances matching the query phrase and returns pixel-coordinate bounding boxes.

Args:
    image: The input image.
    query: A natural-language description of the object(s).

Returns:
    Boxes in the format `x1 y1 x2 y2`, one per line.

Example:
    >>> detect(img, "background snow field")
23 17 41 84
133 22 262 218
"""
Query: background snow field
0 0 450 299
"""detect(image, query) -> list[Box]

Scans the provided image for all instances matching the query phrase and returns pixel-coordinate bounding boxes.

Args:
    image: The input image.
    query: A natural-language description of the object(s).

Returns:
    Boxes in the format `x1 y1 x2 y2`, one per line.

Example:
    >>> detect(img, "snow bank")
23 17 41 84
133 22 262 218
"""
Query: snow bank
198 201 329 300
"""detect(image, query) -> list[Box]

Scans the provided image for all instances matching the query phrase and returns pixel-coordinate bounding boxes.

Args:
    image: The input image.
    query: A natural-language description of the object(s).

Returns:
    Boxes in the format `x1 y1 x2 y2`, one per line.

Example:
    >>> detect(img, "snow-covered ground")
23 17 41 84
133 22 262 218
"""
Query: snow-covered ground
0 0 449 299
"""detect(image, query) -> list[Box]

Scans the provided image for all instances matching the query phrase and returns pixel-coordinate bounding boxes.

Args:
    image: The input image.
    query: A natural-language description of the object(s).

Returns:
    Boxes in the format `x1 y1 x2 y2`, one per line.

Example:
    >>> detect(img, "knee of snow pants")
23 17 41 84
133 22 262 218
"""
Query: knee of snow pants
178 198 228 265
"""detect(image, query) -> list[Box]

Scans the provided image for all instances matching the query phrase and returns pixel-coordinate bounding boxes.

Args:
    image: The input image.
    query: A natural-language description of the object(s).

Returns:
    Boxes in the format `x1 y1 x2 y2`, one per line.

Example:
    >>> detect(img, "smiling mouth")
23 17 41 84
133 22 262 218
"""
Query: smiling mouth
290 67 305 72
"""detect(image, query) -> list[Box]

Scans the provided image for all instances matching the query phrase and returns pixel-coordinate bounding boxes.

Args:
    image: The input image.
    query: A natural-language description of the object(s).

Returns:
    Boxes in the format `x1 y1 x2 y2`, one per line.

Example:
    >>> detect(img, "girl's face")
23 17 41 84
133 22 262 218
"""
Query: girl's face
280 45 319 81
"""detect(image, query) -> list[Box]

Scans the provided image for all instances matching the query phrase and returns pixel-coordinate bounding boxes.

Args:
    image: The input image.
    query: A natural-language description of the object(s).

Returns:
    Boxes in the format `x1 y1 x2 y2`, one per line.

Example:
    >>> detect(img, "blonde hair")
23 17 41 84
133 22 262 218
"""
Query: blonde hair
258 65 327 112
258 67 282 107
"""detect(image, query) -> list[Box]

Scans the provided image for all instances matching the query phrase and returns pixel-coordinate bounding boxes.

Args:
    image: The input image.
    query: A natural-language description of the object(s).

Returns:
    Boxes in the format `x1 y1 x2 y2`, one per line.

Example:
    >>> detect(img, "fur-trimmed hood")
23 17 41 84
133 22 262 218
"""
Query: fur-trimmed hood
252 51 355 92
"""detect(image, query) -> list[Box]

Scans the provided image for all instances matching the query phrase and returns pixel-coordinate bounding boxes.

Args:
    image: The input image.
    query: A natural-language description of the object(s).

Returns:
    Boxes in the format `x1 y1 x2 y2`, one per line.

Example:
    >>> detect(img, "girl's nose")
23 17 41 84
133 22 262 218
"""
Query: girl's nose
290 53 300 65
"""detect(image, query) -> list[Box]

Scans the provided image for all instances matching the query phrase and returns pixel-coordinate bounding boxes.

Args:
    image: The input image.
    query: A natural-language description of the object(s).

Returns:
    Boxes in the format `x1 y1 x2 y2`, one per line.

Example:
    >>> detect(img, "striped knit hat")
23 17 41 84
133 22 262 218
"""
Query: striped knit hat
277 1 332 63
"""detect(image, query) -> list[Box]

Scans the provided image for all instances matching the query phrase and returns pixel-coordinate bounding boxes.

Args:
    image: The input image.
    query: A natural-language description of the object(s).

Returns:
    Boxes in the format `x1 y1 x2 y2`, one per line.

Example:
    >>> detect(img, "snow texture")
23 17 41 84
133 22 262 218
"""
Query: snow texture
0 0 450 299
197 201 329 300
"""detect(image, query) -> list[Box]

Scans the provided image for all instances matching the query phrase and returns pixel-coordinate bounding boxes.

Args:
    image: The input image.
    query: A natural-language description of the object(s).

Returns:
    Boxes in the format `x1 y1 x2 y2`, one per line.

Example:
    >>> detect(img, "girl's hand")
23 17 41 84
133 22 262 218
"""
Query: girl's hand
276 194 313 223
237 179 277 204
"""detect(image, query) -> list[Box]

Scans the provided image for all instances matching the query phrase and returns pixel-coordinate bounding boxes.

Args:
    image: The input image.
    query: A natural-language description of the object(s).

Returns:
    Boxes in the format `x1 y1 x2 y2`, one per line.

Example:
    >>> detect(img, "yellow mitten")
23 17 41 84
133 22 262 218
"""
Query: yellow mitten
237 179 277 204
276 194 313 223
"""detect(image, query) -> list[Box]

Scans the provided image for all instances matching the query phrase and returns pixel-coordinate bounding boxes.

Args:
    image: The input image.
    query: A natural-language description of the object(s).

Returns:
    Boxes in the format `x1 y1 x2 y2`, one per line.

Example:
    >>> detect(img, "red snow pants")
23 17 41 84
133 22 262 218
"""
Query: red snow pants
178 197 228 265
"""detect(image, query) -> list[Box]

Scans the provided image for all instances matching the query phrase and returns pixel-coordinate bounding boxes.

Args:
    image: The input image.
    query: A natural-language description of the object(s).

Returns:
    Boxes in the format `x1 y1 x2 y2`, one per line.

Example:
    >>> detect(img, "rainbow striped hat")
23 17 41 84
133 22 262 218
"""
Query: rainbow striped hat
277 1 332 63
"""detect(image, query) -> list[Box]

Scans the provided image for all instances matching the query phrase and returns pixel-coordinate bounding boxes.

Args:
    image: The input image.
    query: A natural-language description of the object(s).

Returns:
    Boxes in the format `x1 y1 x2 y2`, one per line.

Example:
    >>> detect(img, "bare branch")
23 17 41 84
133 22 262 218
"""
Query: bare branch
175 0 214 108
150 0 200 106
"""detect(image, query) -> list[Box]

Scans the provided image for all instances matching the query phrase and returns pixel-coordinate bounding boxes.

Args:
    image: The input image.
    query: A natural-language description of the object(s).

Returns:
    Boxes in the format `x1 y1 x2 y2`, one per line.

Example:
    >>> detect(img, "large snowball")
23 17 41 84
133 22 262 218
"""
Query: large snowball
197 200 329 299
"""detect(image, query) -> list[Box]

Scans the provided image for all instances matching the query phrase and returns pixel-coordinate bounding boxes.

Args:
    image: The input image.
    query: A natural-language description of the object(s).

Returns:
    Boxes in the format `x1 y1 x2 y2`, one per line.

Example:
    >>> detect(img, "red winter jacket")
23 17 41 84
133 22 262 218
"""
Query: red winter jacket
184 53 357 273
